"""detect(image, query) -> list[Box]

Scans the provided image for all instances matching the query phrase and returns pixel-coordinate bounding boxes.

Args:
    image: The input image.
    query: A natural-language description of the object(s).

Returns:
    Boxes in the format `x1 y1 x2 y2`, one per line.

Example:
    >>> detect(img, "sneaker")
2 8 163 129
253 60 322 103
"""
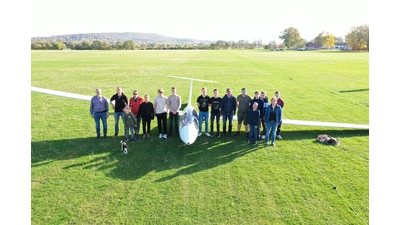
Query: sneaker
147 133 150 138
96 136 100 139
125 137 129 142
159 134 163 138
131 138 134 142
277 135 283 140
163 134 168 139
143 134 147 139
103 136 107 139
245 133 249 138
205 133 211 137
272 142 275 146
198 132 202 137
246 140 250 143
235 132 240 136
114 133 118 137
262 135 266 139
254 141 258 145
217 133 220 138
264 143 269 147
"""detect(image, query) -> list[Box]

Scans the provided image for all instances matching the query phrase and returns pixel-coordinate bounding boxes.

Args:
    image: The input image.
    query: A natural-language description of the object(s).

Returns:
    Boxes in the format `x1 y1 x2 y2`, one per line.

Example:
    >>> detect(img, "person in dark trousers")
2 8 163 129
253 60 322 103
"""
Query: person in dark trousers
137 94 154 138
110 86 128 137
260 91 269 138
167 87 181 137
275 91 285 140
247 102 260 145
221 88 236 136
209 89 222 137
250 91 264 140
154 88 168 139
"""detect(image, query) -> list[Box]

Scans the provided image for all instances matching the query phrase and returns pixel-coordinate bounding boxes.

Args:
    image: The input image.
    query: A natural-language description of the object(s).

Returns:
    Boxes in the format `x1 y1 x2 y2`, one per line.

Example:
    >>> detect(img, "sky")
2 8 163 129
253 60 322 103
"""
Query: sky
31 0 369 43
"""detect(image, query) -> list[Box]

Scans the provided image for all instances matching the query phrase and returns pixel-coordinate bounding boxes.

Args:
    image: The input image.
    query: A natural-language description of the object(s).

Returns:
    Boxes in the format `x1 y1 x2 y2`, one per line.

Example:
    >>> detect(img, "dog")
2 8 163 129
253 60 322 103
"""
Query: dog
120 140 128 154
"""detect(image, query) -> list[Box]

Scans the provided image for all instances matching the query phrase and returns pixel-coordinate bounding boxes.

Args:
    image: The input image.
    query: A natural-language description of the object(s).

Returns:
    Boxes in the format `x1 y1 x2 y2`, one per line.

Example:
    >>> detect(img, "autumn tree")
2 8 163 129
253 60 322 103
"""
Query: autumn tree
279 27 303 48
325 34 336 49
345 24 369 51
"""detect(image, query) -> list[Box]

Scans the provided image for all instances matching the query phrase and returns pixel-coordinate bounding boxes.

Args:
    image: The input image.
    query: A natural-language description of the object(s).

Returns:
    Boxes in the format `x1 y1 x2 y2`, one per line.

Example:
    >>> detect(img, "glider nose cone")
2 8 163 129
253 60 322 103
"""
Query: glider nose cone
179 125 198 145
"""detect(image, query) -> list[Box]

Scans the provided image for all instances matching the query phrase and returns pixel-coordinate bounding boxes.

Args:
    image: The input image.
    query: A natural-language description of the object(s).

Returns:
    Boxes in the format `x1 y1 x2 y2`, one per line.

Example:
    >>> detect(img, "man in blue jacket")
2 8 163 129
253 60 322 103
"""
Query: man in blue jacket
221 88 236 136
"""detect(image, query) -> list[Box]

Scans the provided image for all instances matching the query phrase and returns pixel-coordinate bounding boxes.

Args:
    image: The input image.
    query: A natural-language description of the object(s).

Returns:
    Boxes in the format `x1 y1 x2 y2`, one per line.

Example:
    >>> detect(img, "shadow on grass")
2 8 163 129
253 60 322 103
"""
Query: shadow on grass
31 127 368 182
339 88 369 93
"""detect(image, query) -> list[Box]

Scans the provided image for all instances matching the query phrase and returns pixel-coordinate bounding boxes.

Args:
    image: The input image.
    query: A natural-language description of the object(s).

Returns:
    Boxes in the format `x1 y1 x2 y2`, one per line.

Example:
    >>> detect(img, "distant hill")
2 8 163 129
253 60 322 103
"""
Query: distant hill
31 32 214 45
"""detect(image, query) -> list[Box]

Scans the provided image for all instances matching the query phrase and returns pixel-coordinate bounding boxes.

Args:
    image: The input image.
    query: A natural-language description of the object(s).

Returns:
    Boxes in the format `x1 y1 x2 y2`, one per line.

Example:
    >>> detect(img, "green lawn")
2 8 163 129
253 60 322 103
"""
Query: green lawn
31 50 369 224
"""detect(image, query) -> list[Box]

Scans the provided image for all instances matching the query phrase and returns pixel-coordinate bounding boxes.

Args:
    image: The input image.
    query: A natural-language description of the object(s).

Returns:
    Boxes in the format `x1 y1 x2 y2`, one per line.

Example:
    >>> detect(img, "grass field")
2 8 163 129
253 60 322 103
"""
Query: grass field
31 50 369 224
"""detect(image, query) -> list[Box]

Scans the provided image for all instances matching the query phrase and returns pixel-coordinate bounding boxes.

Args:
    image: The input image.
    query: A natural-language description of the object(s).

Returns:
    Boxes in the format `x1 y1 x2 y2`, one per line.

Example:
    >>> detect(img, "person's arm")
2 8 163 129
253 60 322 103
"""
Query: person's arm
153 98 157 114
104 97 109 118
90 98 94 117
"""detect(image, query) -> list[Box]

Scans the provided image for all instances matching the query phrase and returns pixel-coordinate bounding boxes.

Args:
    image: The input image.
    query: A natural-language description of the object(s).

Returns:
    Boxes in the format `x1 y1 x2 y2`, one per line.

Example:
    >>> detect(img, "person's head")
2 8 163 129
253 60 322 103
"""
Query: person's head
144 94 149 102
116 87 122 94
254 91 260 98
123 106 131 113
95 88 102 96
252 102 258 110
275 91 280 99
271 97 277 106
133 90 138 97
226 88 232 96
171 87 176 94
213 88 219 97
261 91 266 99
201 87 207 95
241 88 247 96
158 88 164 96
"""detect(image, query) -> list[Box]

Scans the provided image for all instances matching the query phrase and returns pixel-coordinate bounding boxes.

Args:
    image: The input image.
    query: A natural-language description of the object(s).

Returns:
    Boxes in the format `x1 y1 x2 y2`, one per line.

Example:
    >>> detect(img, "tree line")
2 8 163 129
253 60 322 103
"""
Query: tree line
31 25 369 51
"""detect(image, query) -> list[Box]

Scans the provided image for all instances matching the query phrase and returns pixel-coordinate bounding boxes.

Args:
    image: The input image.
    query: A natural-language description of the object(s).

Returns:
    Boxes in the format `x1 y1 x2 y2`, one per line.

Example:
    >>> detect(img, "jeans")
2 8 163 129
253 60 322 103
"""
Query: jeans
248 125 258 142
94 112 107 137
265 121 278 144
125 127 134 140
198 111 209 133
114 111 124 134
169 112 179 134
222 113 233 133
210 112 220 135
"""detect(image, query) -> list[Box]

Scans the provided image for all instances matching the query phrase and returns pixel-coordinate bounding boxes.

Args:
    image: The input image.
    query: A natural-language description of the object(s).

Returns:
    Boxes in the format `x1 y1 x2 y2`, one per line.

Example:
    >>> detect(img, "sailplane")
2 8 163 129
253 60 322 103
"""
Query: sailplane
31 78 369 145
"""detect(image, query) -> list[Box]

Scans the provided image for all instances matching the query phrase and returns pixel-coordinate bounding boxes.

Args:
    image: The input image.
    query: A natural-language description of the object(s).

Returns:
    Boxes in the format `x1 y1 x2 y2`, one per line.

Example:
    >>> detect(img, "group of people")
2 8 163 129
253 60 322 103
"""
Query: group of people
89 86 284 146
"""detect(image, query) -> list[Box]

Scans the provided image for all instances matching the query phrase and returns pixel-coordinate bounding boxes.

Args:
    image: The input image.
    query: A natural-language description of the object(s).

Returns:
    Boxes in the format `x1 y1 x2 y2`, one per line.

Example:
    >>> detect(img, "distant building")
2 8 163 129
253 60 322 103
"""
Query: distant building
333 42 352 50
305 42 322 50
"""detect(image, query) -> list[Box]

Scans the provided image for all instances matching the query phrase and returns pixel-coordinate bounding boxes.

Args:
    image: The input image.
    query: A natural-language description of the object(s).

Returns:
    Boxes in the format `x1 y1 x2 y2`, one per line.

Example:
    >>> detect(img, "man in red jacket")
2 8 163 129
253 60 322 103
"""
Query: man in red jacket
129 90 144 137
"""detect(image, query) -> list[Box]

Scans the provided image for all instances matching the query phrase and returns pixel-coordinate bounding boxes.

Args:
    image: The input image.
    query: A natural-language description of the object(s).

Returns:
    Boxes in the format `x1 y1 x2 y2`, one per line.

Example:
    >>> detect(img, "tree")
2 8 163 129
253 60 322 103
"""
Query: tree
335 36 344 42
123 40 136 50
345 24 369 51
279 27 303 48
314 31 328 46
325 33 336 49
